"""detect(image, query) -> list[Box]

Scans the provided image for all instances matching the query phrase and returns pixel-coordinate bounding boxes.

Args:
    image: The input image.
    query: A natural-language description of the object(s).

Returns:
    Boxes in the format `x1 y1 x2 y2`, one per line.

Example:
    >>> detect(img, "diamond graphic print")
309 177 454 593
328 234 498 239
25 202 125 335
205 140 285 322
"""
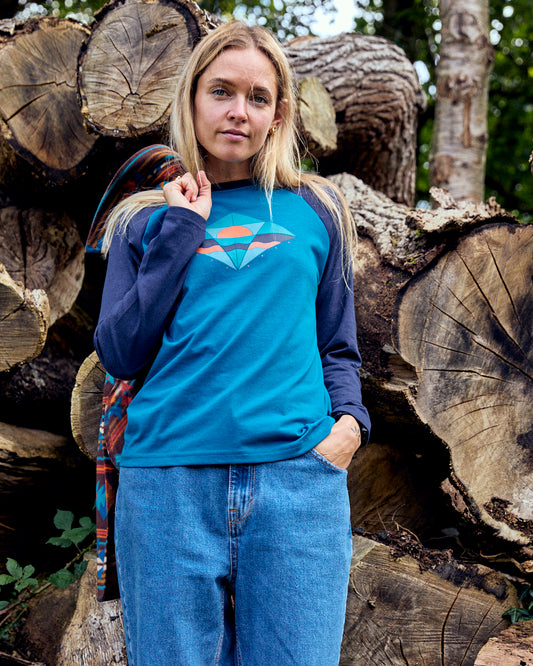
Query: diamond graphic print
197 214 294 270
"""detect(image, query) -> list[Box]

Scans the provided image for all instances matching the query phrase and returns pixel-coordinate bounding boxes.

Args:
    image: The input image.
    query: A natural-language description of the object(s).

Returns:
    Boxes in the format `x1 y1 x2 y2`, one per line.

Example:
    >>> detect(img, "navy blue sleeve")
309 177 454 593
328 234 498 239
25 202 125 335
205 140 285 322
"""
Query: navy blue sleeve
94 205 206 379
300 188 371 444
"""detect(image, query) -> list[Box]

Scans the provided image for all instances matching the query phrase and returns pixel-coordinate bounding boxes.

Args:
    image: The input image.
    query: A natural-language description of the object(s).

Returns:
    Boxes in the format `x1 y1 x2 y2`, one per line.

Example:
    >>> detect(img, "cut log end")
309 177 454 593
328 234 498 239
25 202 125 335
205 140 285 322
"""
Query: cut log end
296 77 337 156
0 17 97 180
71 351 105 460
79 0 209 137
394 222 533 544
342 534 519 665
0 264 49 372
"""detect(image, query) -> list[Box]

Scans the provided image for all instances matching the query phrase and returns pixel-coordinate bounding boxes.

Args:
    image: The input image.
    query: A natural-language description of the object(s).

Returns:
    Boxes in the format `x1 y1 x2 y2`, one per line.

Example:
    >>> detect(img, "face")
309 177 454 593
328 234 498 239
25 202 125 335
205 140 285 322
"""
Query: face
193 47 283 182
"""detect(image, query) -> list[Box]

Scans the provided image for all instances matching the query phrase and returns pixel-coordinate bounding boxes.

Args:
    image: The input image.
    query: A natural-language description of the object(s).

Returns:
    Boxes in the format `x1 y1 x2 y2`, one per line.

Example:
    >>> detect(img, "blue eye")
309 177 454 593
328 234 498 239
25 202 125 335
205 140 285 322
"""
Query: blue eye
252 94 268 105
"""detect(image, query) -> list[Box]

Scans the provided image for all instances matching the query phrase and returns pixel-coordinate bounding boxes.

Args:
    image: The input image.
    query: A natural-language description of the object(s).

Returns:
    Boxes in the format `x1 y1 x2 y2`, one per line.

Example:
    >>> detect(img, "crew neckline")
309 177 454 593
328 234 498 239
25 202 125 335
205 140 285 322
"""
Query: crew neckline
211 178 254 191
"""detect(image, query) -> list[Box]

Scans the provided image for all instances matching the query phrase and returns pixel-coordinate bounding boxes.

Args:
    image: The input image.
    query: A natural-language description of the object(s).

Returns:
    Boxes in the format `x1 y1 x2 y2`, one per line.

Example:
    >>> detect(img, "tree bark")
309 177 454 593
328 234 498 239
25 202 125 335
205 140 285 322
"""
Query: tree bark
341 534 519 665
56 559 127 665
474 620 533 665
285 33 426 206
0 18 98 186
78 0 217 139
17 558 126 666
430 0 493 202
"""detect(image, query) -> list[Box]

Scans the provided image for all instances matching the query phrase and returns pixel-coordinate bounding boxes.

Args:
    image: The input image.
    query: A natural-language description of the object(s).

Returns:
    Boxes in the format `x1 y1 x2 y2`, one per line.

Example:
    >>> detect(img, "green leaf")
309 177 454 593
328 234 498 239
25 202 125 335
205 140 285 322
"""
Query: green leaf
79 516 95 531
46 536 74 548
73 561 88 579
0 600 8 610
6 559 22 579
22 565 35 579
14 578 38 592
53 510 74 531
62 527 92 545
503 607 531 623
49 569 75 589
0 574 15 586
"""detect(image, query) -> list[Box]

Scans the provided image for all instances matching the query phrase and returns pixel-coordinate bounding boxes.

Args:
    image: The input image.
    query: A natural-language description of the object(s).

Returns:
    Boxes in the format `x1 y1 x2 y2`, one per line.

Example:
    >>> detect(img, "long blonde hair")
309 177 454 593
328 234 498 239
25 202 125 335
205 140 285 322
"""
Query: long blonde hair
101 21 357 270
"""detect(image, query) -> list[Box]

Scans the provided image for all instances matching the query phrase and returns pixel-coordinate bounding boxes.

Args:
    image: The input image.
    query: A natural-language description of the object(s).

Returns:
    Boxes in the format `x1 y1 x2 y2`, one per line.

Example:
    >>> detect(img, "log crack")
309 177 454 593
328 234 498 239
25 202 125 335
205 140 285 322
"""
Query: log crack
441 585 464 665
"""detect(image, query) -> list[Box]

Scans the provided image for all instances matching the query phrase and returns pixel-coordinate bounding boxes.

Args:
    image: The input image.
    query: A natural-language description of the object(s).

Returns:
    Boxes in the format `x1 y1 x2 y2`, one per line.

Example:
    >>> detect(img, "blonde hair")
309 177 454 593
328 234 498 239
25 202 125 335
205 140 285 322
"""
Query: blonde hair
101 21 357 271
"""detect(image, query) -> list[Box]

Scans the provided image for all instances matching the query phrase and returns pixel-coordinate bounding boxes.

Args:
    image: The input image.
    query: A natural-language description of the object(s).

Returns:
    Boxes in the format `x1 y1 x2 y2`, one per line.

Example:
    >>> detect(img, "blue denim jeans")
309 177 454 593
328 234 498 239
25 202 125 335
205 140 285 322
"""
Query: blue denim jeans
115 450 352 665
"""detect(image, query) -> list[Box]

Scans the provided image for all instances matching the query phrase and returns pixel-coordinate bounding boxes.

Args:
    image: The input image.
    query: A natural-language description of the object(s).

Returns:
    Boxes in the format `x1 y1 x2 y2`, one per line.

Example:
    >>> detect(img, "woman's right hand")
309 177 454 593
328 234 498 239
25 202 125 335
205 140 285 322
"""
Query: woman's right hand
163 170 212 221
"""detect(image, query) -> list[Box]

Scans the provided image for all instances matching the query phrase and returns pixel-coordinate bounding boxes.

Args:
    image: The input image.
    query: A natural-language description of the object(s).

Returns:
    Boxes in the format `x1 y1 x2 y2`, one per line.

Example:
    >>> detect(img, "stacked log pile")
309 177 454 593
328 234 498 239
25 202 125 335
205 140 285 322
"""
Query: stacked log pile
0 0 530 663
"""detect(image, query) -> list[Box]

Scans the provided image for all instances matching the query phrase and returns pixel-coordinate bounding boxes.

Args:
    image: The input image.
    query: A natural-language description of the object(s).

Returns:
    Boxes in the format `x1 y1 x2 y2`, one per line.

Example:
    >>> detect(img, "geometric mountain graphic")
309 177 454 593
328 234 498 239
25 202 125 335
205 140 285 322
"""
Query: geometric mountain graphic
196 213 294 270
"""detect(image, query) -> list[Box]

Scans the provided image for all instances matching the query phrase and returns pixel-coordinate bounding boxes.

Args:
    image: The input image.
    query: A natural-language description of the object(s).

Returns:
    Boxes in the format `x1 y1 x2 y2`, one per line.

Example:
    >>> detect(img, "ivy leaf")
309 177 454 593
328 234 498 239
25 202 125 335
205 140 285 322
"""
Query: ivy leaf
6 559 22 579
53 510 74 532
0 600 8 610
49 569 75 589
0 574 15 586
503 607 531 623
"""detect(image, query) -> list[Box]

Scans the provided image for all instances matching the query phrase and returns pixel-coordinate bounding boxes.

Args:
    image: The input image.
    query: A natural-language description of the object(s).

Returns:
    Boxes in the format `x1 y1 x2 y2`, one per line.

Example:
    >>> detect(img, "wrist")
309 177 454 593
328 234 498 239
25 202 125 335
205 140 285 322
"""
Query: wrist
331 411 369 446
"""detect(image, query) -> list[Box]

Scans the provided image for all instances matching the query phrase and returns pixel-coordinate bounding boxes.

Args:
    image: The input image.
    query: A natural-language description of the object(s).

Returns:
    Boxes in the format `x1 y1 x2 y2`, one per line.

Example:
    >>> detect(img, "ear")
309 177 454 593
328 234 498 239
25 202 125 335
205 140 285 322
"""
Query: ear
272 98 288 130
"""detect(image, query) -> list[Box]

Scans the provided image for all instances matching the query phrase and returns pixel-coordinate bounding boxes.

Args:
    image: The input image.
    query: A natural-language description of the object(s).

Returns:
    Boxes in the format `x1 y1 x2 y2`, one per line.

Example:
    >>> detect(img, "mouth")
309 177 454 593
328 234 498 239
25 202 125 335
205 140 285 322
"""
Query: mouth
221 129 248 139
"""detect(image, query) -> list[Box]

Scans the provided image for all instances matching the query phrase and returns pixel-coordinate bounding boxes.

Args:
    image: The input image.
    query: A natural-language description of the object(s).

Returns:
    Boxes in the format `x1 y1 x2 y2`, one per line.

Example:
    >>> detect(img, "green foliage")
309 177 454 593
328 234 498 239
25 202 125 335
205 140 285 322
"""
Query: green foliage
198 0 335 40
47 509 95 548
0 510 94 642
352 0 532 219
503 585 533 623
486 0 533 221
15 0 107 24
15 0 334 37
0 559 38 593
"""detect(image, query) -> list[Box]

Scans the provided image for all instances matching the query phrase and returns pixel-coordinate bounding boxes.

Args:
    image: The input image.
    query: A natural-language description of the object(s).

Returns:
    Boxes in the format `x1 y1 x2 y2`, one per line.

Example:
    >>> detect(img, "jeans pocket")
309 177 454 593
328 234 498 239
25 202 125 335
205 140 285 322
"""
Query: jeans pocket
308 448 348 474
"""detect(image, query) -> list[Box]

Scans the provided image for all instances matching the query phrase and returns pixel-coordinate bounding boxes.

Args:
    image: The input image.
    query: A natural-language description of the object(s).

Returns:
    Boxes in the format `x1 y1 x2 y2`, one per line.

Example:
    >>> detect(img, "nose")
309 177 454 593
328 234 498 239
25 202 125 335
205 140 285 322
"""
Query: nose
228 95 247 122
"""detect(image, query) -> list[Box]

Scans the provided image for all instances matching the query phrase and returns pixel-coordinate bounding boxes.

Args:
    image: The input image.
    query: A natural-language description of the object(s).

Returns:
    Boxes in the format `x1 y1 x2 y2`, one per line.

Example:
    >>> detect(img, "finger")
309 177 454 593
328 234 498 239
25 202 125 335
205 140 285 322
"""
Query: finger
179 173 199 202
197 170 211 196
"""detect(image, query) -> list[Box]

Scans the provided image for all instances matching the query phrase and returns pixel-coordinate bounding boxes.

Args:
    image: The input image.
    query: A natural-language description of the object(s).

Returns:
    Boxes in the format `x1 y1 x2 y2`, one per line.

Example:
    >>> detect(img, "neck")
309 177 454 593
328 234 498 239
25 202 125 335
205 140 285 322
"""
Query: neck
205 158 252 184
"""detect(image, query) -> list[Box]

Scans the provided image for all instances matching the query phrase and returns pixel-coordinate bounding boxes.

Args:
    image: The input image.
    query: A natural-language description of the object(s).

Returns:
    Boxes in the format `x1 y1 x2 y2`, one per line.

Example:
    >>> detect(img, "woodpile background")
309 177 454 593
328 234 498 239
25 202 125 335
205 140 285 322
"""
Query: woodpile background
0 0 531 663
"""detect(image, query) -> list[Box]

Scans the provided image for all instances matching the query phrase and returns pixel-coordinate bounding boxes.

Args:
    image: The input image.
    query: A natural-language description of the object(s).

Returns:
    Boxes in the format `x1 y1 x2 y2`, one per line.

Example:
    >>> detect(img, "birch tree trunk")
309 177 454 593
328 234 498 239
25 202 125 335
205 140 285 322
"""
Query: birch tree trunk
430 0 493 202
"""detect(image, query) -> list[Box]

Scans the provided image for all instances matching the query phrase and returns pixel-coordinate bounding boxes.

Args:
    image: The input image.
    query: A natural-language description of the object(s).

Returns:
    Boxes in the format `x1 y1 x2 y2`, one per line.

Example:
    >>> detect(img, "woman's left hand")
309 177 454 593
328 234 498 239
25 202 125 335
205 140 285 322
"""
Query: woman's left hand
314 415 361 470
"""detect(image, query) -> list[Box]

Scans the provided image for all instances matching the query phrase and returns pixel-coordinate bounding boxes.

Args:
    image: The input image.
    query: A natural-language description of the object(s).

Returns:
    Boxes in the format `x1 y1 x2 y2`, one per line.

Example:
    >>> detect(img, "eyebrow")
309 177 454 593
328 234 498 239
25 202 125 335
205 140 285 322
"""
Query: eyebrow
206 77 274 97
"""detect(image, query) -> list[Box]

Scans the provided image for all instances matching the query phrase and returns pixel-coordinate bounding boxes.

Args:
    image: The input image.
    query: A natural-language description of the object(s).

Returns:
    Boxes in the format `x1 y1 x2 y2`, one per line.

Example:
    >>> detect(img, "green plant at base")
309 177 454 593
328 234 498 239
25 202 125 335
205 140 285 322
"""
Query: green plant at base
0 509 95 641
503 585 533 623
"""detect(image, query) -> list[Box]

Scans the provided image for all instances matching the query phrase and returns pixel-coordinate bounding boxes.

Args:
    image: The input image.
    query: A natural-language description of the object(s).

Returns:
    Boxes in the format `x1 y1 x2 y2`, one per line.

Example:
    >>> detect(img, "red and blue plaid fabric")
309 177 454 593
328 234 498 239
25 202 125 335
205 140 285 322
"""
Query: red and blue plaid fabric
89 144 183 601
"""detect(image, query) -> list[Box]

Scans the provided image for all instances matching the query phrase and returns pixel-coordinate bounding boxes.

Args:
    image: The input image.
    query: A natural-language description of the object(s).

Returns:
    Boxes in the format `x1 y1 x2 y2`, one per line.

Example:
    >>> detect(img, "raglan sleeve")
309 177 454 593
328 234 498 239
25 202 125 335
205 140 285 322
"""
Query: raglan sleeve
93 205 206 379
315 207 371 445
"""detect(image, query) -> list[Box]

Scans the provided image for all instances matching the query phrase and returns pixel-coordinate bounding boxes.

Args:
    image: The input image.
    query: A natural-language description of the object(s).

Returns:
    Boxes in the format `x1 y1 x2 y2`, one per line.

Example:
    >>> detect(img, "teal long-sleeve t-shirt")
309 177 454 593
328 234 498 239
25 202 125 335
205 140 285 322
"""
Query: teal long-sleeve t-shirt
94 180 370 466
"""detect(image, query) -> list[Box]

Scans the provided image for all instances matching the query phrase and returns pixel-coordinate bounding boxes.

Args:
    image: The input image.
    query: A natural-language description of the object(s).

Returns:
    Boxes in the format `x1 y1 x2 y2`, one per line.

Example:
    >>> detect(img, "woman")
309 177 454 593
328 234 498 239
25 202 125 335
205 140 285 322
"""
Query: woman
95 20 370 666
